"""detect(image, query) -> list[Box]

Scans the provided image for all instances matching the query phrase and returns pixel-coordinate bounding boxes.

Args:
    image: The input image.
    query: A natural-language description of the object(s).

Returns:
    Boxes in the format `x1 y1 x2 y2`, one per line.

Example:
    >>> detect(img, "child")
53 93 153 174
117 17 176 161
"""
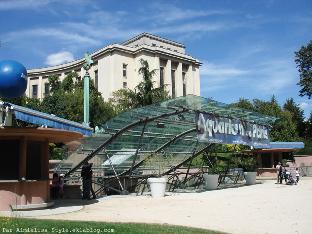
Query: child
295 168 300 183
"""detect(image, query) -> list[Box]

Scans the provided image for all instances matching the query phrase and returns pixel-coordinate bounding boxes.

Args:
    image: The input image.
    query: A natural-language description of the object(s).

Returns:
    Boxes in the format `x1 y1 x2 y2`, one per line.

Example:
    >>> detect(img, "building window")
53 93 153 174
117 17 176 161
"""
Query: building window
160 67 164 89
44 83 50 97
123 82 127 89
32 85 38 98
123 64 127 78
94 70 98 90
171 70 176 98
152 43 156 47
182 72 186 96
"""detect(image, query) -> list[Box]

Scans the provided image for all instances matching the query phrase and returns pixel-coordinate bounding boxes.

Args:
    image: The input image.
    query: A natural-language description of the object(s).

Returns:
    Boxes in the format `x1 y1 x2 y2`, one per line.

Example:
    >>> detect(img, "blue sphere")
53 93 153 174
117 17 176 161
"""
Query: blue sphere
0 60 27 98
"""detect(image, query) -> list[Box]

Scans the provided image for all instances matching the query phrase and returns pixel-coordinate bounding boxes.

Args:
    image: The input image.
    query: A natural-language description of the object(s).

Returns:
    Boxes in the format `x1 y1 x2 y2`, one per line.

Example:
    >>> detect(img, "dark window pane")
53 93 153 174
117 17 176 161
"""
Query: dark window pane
94 70 98 90
160 67 164 89
44 83 50 97
171 69 175 98
32 85 38 98
182 72 186 96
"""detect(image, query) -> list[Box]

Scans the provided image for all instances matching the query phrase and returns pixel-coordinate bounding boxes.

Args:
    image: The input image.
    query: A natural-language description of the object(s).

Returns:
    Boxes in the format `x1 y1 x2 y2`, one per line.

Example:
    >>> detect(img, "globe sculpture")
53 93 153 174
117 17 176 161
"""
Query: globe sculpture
0 60 27 98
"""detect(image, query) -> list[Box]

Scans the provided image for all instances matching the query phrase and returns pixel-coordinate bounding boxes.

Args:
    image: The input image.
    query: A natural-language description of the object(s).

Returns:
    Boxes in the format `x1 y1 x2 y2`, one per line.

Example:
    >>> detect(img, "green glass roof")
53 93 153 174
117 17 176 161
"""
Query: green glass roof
62 95 276 177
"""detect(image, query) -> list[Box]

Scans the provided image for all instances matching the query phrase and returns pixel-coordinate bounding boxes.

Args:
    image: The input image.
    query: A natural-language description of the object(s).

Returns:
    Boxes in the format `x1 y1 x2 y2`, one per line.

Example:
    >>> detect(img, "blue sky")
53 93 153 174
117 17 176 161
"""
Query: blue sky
0 0 312 117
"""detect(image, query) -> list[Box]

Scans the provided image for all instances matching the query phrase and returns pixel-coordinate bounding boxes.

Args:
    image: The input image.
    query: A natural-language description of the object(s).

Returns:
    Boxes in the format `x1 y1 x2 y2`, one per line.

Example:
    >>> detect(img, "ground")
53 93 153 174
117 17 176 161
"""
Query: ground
3 178 312 234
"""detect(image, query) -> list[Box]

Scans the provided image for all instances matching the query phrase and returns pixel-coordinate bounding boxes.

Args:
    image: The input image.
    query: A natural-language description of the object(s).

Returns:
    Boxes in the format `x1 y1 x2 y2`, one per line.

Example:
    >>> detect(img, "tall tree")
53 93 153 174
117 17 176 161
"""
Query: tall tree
110 59 169 112
231 98 255 111
305 112 312 138
232 97 299 141
41 72 115 128
283 98 305 137
295 40 312 99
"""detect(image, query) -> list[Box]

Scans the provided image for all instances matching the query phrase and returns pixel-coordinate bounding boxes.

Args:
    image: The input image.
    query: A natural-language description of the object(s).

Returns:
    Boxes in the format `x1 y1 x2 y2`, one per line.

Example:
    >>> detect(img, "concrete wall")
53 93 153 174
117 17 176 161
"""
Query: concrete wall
26 33 201 101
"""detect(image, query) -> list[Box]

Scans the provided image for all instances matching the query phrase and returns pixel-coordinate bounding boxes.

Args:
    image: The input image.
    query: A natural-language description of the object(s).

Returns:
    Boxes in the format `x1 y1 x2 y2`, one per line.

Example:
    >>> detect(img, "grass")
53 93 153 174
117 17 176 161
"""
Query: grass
0 217 222 234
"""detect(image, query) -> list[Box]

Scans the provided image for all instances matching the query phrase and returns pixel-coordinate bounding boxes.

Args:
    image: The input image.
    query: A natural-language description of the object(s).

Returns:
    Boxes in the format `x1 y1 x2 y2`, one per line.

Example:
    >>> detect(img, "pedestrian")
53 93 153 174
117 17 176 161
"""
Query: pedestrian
278 163 283 184
295 168 300 183
81 162 90 199
81 162 96 200
276 162 281 184
285 169 290 183
59 174 65 198
51 172 59 199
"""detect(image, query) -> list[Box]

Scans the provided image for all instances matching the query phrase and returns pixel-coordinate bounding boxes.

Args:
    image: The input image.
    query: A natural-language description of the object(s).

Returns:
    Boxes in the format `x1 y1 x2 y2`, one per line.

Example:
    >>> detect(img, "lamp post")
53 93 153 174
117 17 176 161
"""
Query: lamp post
83 52 93 126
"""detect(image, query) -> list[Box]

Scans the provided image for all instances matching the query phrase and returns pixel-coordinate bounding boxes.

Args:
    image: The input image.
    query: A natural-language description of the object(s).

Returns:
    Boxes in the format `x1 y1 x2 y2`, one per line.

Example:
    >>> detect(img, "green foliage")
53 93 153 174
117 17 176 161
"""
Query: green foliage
295 40 312 99
232 96 300 141
283 98 305 137
41 72 115 128
240 156 257 172
49 143 66 160
110 59 169 113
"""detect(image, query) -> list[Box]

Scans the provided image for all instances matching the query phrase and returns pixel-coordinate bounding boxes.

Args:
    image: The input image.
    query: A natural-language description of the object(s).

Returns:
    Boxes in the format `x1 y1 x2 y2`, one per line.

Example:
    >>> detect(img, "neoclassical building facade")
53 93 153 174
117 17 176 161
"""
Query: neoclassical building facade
26 33 201 101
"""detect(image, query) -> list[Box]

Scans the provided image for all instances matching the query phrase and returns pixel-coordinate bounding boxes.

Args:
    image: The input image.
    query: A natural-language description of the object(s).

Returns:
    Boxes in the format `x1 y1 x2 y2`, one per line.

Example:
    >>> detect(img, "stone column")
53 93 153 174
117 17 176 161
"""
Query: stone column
175 62 183 97
154 56 160 87
38 76 43 99
165 60 172 95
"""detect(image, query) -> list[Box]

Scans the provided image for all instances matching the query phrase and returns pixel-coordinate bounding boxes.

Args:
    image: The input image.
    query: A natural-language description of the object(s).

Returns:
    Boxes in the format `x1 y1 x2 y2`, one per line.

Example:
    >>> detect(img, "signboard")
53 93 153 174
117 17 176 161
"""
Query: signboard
196 112 270 148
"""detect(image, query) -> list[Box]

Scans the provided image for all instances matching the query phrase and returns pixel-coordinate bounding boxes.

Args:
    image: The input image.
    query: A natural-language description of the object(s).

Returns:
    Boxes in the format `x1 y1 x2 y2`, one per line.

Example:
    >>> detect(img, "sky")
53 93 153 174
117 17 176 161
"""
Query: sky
0 0 312 117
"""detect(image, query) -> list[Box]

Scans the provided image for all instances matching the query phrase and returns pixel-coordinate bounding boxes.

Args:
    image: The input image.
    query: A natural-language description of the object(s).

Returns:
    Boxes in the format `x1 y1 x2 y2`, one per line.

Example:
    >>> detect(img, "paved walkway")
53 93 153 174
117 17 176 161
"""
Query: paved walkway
2 179 312 234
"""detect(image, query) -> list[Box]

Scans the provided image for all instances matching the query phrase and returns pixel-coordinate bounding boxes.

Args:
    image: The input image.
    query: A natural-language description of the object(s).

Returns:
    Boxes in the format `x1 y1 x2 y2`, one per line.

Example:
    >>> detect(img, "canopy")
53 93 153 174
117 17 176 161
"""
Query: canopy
0 102 93 136
65 95 277 177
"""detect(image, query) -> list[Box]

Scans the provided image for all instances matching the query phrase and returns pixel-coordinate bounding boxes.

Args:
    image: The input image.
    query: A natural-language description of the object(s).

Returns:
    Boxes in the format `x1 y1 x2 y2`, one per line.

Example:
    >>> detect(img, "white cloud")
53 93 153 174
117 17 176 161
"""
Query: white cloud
200 62 249 77
45 51 74 66
0 0 59 10
254 59 297 94
147 3 230 23
6 28 100 46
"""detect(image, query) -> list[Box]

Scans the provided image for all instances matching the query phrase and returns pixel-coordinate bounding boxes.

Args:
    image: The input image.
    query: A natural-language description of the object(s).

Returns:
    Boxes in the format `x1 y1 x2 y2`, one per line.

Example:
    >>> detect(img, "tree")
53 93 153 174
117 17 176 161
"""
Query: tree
232 96 299 141
283 98 305 137
110 59 169 112
231 98 255 111
41 72 115 128
295 40 312 99
305 112 312 138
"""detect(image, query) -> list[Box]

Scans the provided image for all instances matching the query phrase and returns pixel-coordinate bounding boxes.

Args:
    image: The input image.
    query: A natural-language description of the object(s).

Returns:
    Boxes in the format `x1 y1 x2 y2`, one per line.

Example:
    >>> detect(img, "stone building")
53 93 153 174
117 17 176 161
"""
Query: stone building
26 33 201 101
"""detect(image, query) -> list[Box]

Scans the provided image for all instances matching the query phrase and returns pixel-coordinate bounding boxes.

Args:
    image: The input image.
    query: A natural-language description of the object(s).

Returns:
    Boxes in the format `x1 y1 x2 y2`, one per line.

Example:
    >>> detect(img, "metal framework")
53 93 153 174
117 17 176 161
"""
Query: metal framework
58 95 276 195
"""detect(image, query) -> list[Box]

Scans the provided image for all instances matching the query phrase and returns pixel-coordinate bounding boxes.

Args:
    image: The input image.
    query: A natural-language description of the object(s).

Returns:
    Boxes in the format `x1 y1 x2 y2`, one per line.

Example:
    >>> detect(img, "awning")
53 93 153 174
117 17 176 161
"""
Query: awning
0 102 93 136
254 142 304 149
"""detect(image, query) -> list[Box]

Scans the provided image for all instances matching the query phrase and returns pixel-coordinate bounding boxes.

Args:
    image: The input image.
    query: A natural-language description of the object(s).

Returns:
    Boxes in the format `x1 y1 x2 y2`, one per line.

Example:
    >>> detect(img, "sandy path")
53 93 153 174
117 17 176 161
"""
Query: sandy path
35 179 312 234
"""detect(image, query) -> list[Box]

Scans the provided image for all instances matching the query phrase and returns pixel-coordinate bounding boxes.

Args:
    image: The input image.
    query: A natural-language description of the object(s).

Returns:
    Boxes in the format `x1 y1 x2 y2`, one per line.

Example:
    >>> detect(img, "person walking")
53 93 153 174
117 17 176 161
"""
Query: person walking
295 168 300 183
276 162 281 184
81 162 96 200
51 173 59 199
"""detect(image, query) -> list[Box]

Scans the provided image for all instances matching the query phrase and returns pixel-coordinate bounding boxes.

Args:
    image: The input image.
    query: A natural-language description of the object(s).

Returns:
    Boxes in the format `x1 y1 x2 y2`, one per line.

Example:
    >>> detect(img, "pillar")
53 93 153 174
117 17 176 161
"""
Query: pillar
165 60 172 95
38 76 43 99
175 62 183 97
154 56 160 87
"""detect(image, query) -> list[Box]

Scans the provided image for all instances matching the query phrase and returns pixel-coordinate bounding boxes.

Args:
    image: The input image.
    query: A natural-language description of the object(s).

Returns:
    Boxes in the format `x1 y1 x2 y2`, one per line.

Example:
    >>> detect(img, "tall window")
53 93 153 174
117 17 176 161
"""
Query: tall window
160 67 164 89
94 70 98 90
182 72 186 96
123 64 127 78
32 85 38 98
123 82 127 89
171 69 176 98
44 83 50 97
